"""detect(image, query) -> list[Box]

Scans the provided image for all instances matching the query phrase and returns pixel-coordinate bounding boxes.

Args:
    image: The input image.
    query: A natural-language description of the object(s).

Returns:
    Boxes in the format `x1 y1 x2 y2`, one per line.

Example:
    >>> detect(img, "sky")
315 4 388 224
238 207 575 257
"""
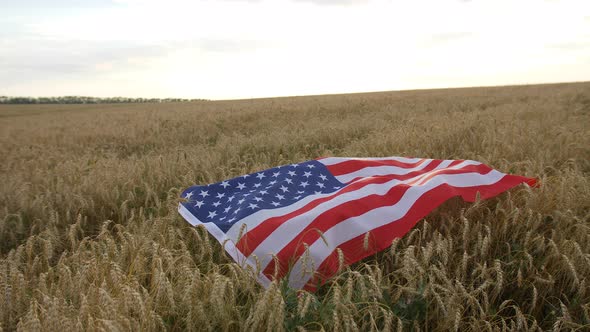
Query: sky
0 0 589 100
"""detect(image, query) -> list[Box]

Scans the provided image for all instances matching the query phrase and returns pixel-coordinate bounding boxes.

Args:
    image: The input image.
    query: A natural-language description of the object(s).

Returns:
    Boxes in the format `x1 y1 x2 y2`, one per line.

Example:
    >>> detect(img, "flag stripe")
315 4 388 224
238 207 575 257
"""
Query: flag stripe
261 163 494 279
286 169 508 289
324 158 430 176
318 156 424 166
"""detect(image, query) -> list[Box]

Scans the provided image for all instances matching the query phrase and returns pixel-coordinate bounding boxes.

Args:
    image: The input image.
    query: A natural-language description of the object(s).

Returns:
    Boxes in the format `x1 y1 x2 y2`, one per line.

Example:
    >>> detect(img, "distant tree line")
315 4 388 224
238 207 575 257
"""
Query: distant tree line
0 96 207 104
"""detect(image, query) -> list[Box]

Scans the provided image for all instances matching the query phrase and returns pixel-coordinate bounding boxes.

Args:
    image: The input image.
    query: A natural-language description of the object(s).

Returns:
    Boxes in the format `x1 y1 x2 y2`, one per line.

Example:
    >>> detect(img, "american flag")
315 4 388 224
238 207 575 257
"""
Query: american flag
179 157 536 290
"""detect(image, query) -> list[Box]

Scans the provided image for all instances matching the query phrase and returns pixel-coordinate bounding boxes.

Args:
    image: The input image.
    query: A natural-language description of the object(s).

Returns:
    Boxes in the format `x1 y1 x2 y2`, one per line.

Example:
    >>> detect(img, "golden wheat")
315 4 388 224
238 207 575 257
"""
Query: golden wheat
1 82 589 331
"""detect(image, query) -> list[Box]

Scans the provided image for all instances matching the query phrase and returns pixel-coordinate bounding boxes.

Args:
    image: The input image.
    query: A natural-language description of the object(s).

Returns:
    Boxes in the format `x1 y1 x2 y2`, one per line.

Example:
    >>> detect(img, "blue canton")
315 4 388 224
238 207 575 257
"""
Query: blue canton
180 160 345 232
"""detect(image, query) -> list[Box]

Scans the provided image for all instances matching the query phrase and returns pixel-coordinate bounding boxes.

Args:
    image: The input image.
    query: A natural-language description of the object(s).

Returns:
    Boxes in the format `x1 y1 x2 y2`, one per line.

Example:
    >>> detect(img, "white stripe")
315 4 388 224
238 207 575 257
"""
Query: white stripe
178 204 272 288
319 156 425 166
332 159 436 184
287 169 505 289
252 159 472 271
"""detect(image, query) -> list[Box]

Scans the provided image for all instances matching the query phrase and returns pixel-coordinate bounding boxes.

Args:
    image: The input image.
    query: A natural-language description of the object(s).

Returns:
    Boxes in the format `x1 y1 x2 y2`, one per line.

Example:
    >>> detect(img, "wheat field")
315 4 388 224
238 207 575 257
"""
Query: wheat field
1 82 589 331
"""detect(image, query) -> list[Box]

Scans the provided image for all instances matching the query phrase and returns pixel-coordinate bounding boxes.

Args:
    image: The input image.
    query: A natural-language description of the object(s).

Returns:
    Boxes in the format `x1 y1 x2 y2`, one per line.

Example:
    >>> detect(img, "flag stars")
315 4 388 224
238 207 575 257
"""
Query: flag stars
259 190 268 195
233 208 241 214
254 183 262 188
224 206 231 213
272 172 280 177
300 181 309 188
216 192 225 199
194 201 204 208
199 190 209 198
269 180 277 185
256 173 266 180
220 181 230 188
228 195 235 202
280 185 289 193
185 192 193 199
248 203 259 210
288 170 296 176
227 217 236 223
254 197 263 202
238 198 246 205
276 193 285 200
236 183 246 190
207 211 217 219
303 171 312 178
306 164 315 169
319 174 328 181
284 178 293 184
271 201 280 207
212 201 221 207
316 182 325 188
290 164 299 168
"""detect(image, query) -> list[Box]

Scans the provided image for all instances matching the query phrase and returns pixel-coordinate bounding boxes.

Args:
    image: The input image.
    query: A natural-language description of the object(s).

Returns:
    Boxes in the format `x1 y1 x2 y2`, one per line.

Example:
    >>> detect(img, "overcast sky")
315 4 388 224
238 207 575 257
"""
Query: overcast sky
1 0 589 99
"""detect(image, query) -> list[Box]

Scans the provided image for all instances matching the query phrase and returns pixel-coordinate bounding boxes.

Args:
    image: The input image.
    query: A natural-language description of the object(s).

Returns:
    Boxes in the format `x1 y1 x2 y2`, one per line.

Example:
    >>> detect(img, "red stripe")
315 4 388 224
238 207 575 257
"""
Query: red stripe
261 163 496 279
326 158 428 177
235 160 444 256
301 174 536 291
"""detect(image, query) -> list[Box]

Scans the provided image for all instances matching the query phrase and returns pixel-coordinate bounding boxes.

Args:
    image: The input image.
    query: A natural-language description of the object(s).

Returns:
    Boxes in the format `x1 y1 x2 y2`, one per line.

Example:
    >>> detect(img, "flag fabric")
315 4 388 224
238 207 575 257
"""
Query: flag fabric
179 157 536 291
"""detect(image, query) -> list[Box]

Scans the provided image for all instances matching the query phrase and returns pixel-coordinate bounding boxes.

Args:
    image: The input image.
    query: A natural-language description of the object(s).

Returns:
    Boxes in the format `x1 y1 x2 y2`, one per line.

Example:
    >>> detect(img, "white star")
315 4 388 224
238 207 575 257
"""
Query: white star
219 216 226 221
220 181 230 188
319 174 328 181
254 183 261 188
248 203 258 209
276 193 285 200
284 178 293 184
271 201 280 207
185 192 193 199
212 201 221 207
300 181 309 188
256 173 266 180
238 198 246 204
280 185 289 193
294 195 301 200
334 186 341 190
236 183 246 190
233 208 241 214
254 197 263 202
242 174 250 178
316 182 325 188
207 211 217 219
307 164 315 169
194 201 204 208
272 172 280 177
224 207 231 213
288 170 296 176
228 195 235 202
216 193 225 199
259 190 268 195
315 191 322 195
227 217 236 223
199 190 209 198
269 180 277 185
290 164 299 168
297 190 304 194
303 171 312 178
